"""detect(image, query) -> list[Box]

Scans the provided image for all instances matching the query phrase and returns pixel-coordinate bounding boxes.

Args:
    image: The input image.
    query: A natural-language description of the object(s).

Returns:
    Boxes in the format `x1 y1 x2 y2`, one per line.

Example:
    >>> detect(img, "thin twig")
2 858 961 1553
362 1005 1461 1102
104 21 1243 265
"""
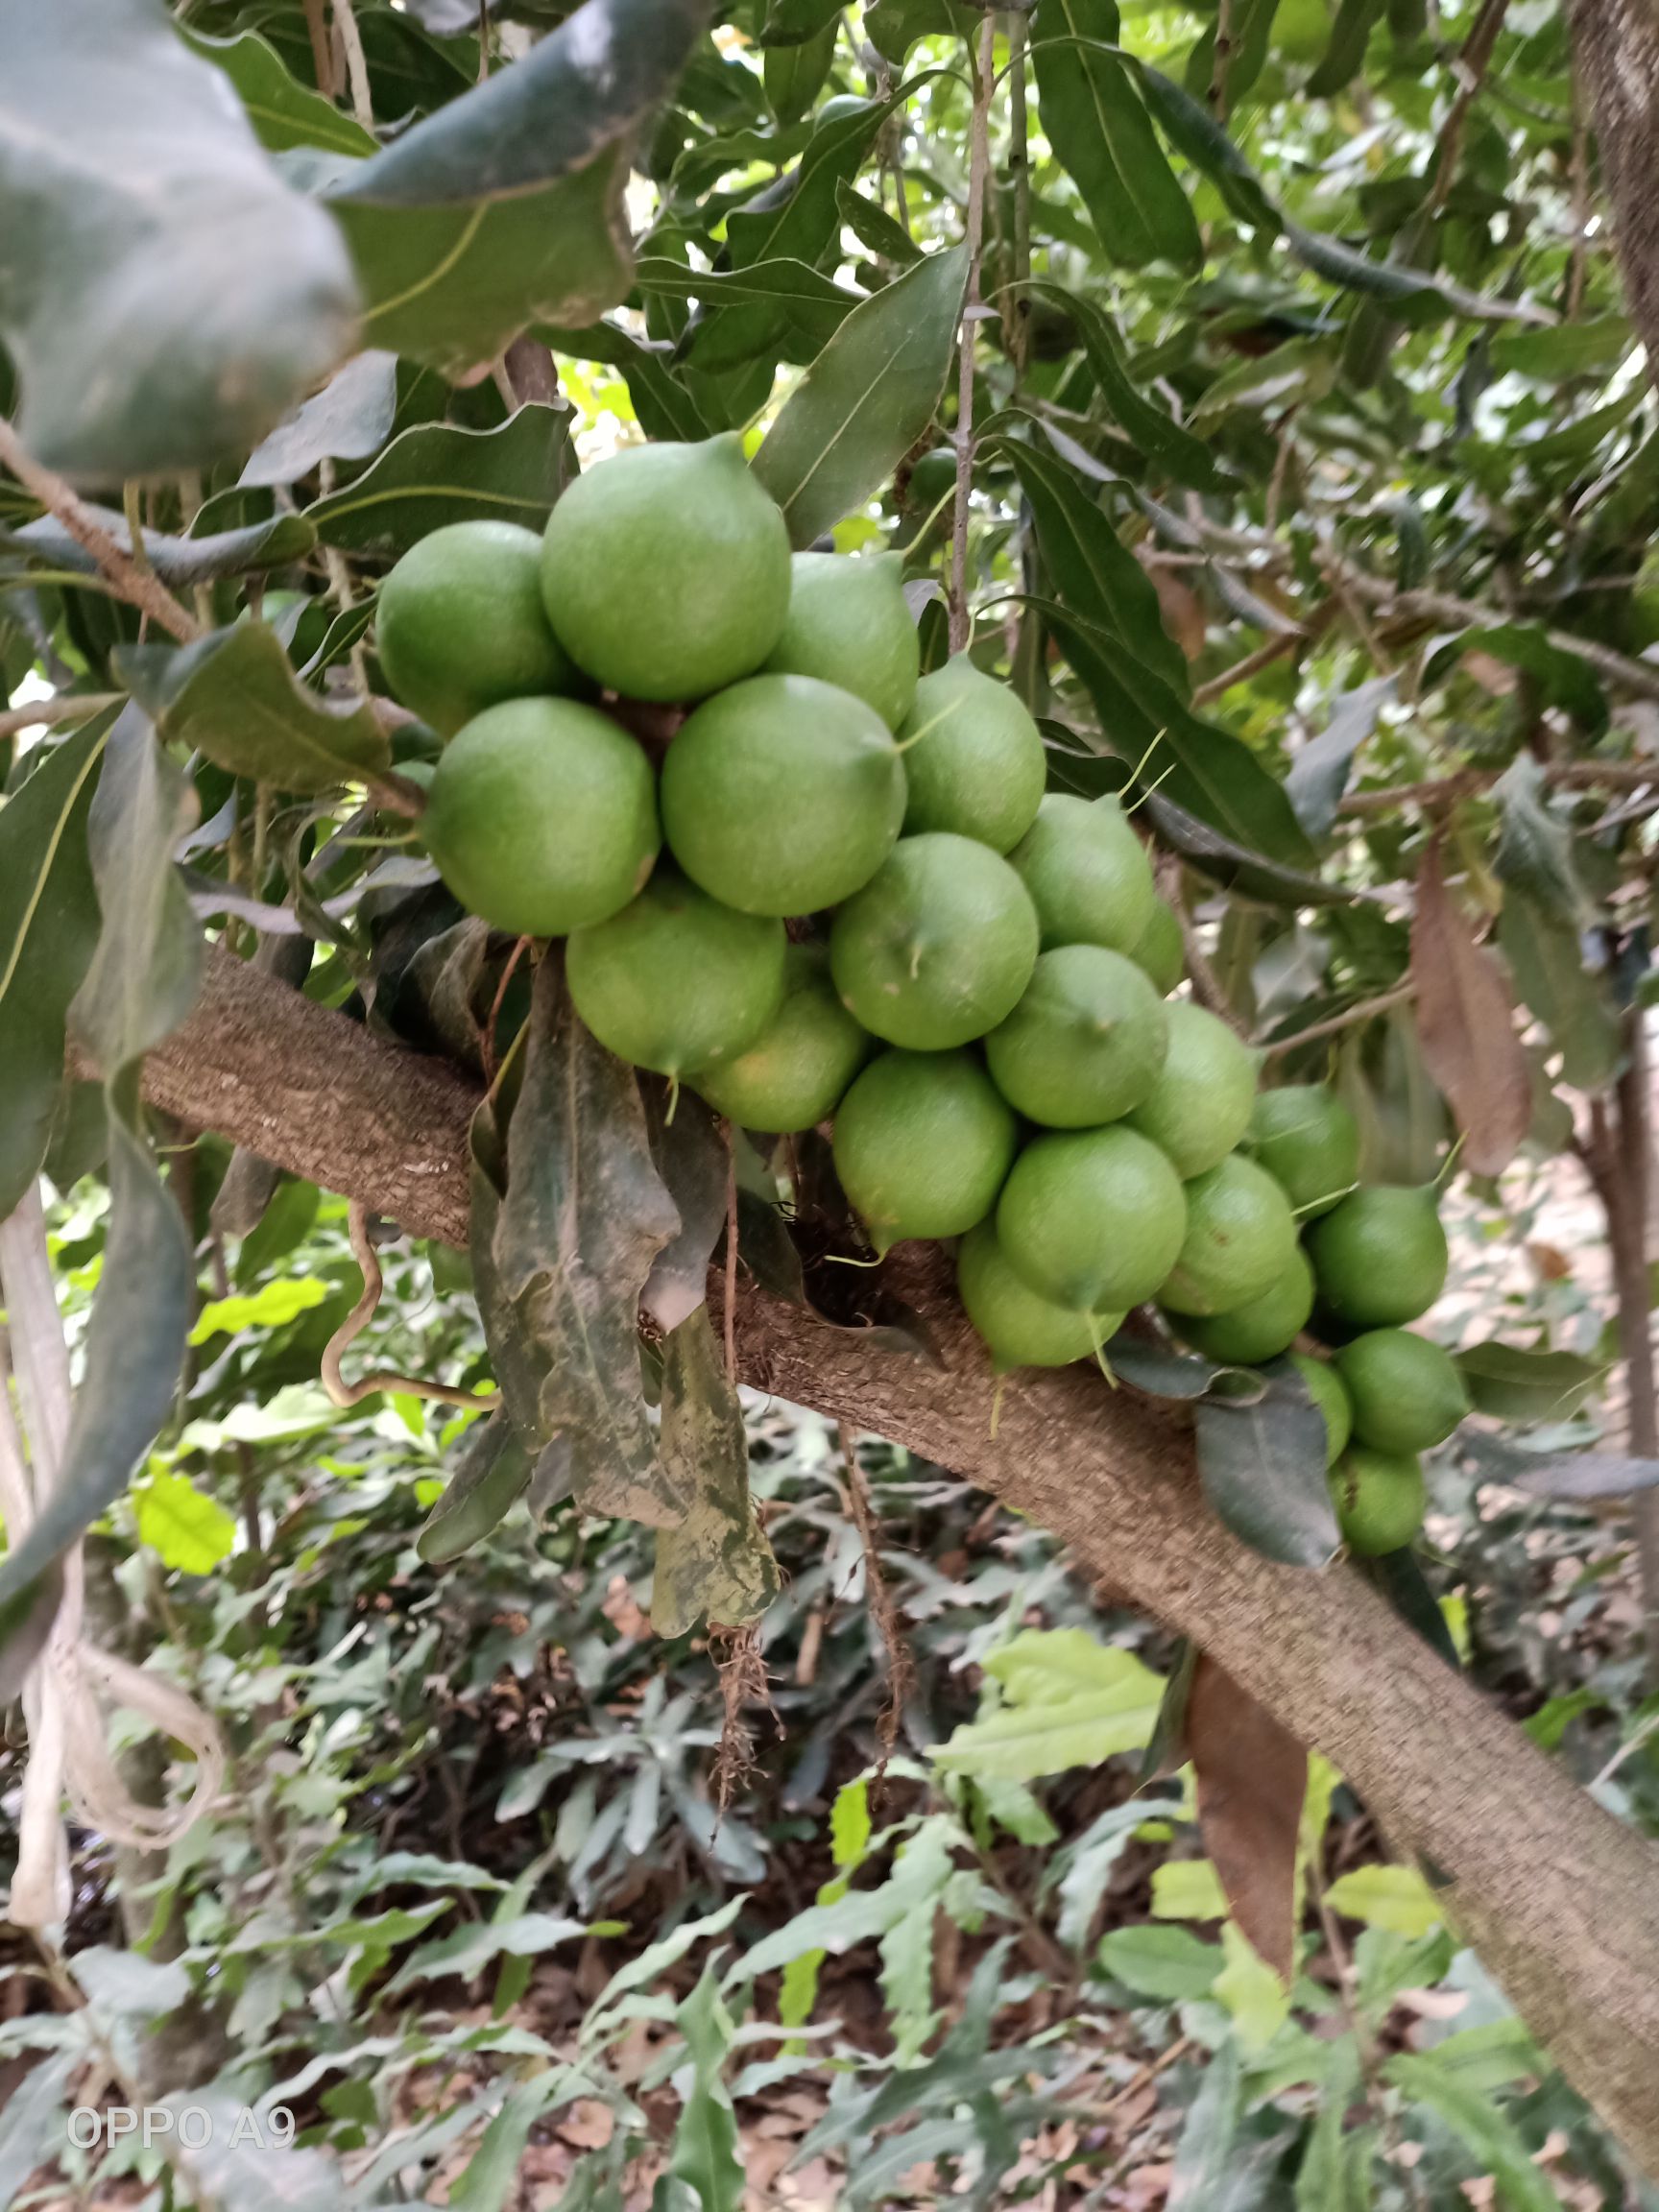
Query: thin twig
1423 0 1510 226
1006 15 1032 382
1258 982 1417 1057
724 1139 740 1385
0 692 123 741
1157 854 1249 1037
0 418 200 644
1208 0 1237 120
949 12 997 654
301 0 338 98
837 1425 914 1790
1191 631 1302 705
332 0 374 132
1337 757 1659 816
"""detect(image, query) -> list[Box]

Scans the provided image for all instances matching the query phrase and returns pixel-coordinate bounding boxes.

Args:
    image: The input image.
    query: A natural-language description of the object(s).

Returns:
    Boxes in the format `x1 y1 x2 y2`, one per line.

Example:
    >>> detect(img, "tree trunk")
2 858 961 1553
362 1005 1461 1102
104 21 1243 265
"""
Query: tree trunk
110 947 1659 2171
1571 0 1659 371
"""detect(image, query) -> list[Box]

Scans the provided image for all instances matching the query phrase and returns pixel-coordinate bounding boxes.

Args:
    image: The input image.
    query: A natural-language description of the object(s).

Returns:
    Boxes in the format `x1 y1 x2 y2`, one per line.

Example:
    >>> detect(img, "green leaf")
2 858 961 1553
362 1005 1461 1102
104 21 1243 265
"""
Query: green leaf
543 319 712 445
303 405 569 557
188 1275 329 1344
836 182 924 268
1497 890 1623 1093
327 0 707 372
1190 336 1338 429
933 1633 1165 1778
135 1470 237 1575
417 1410 535 1567
1324 1864 1442 1937
1151 1859 1229 1921
239 349 399 488
760 0 845 43
1425 2017 1548 2096
1490 318 1634 382
1293 2045 1369 2212
0 2052 92 2206
1135 64 1278 231
186 28 379 158
447 2080 565 2212
754 244 967 548
1214 1920 1290 2052
0 716 110 1218
1032 0 1203 271
652 1307 781 1636
0 714 201 1643
3 507 316 589
385 1911 587 1993
128 624 391 795
1356 1546 1462 1669
1168 2045 1245 2211
1306 0 1386 96
1286 678 1394 841
865 0 974 63
1097 1923 1222 2002
1384 2053 1563 2212
481 953 686 1526
1453 1342 1609 1425
1022 281 1225 493
669 1970 745 2212
1001 434 1190 693
1491 757 1588 926
0 0 357 480
1426 623 1606 734
765 20 838 126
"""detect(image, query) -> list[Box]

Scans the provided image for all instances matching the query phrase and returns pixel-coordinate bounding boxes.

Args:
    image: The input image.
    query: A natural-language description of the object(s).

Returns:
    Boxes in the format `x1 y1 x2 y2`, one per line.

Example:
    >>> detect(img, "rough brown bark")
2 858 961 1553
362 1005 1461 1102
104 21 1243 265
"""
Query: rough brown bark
1571 0 1659 370
128 949 1659 2173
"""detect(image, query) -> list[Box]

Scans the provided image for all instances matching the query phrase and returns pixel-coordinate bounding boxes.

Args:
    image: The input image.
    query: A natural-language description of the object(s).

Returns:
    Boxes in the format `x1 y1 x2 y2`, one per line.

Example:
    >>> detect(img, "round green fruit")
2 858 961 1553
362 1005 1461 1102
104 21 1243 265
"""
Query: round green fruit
985 945 1168 1128
906 447 959 511
1334 1329 1469 1454
1126 895 1184 996
1158 1153 1299 1317
997 1124 1188 1311
1307 1185 1449 1329
763 552 920 732
1174 1246 1313 1365
832 1048 1017 1251
899 655 1046 853
661 673 904 916
689 946 869 1133
1246 1086 1359 1219
566 868 785 1076
1125 1001 1259 1179
830 833 1039 1050
377 520 579 736
423 698 659 937
541 434 791 701
1330 1445 1426 1557
958 1219 1123 1372
1008 793 1156 954
1291 1351 1353 1466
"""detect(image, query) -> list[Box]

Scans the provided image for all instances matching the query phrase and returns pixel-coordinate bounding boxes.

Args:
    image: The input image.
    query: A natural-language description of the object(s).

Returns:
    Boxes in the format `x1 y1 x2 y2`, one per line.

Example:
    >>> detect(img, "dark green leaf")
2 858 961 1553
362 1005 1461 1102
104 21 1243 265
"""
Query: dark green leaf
641 1090 729 1334
635 253 862 359
416 1410 535 1566
1145 789 1363 908
865 0 973 64
1306 0 1386 97
1356 1548 1460 1669
1022 281 1225 493
491 954 687 1527
304 405 569 557
1001 434 1190 693
187 28 379 158
541 321 712 444
1135 64 1279 231
1106 1330 1257 1403
1194 1375 1341 1568
240 349 399 488
765 20 838 125
1491 757 1588 926
1497 890 1623 1092
1490 318 1634 382
653 1308 780 1635
0 1565 65 1707
1453 1341 1610 1425
0 0 357 479
760 0 844 43
0 716 110 1218
836 182 925 268
1032 1 1203 271
327 0 708 371
128 625 390 794
1384 2054 1563 2212
1286 678 1394 840
1425 623 1607 734
754 244 967 548
1139 1636 1198 1783
4 508 316 589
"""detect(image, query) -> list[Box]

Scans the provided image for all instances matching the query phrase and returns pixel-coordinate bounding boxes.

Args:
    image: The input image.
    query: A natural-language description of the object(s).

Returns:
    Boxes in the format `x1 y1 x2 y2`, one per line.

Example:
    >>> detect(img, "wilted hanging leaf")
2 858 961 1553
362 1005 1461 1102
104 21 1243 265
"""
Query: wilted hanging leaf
753 245 967 548
1186 1654 1308 1983
0 0 357 480
641 1089 729 1334
0 714 111 1218
1498 886 1622 1093
492 953 687 1527
416 1409 535 1566
653 1309 780 1637
1409 839 1529 1178
126 624 390 794
327 0 708 372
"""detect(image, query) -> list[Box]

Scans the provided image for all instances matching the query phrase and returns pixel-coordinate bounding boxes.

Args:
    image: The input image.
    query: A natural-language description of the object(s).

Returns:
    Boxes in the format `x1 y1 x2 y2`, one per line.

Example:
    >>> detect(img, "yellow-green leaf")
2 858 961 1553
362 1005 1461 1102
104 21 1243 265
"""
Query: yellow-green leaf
1324 1863 1442 1937
136 1471 236 1575
189 1275 329 1344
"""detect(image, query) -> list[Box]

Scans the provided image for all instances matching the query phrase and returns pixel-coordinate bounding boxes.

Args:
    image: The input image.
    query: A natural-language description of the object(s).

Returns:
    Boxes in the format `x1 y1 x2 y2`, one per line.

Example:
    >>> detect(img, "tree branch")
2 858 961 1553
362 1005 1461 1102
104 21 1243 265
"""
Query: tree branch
115 945 1659 2170
0 420 201 644
949 11 997 654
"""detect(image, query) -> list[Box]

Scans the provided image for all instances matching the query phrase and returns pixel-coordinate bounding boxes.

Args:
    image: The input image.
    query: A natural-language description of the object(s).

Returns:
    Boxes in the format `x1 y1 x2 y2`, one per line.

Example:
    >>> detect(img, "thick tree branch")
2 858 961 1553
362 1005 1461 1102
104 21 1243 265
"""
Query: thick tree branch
115 946 1659 2171
1571 0 1659 373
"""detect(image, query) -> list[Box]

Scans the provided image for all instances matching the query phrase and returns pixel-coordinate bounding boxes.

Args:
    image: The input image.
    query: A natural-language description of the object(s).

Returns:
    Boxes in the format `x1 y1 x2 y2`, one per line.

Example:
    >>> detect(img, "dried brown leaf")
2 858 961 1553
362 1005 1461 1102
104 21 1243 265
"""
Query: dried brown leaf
1410 838 1530 1177
1186 1652 1308 1982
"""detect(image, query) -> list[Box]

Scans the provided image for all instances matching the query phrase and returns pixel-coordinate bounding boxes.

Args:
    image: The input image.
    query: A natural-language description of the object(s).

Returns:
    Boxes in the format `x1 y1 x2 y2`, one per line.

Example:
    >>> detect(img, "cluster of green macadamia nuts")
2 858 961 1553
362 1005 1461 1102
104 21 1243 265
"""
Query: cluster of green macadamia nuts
374 433 1468 1559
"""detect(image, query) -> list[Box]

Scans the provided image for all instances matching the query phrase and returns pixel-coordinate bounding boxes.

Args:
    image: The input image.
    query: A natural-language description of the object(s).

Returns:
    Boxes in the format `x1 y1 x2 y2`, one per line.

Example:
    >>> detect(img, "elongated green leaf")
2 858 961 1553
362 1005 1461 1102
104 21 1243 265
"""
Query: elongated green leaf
327 0 707 371
417 1409 534 1567
653 1307 780 1635
542 319 712 444
636 253 861 360
1195 1377 1340 1569
0 0 358 480
837 181 924 267
765 19 838 125
1032 0 1202 271
1286 678 1394 840
1453 1342 1609 1425
304 405 568 557
755 244 967 547
1002 433 1190 693
0 716 110 1217
129 624 390 794
670 1971 746 2212
0 714 201 1639
1385 2054 1563 2212
1491 757 1588 925
489 954 686 1527
1098 1923 1222 2002
387 1911 587 1992
187 27 378 158
240 349 398 488
0 2052 87 2206
4 508 315 589
1293 2046 1369 2212
1306 0 1386 95
1022 280 1224 493
1425 623 1606 733
1497 890 1622 1093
